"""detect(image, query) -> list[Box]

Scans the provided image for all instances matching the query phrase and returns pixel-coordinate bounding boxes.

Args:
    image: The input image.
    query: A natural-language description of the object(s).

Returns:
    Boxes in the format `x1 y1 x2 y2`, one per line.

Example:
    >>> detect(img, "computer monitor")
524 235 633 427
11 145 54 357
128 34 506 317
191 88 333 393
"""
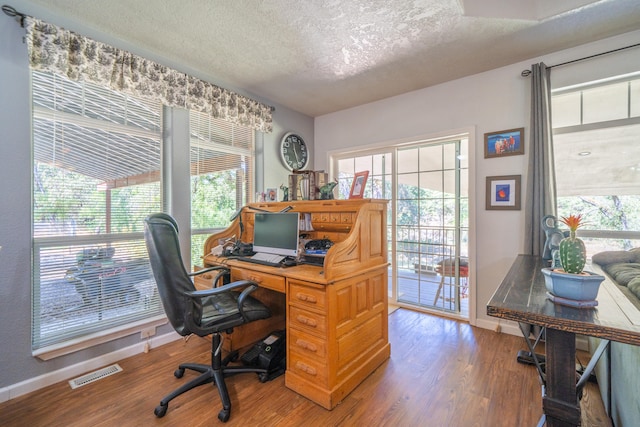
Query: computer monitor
252 212 300 257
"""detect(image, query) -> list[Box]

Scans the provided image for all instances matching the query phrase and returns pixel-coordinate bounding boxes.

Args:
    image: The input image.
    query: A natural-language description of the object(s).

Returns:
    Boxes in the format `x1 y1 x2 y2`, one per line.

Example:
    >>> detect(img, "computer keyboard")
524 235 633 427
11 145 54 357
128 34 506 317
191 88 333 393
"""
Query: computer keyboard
236 252 290 268
251 253 284 264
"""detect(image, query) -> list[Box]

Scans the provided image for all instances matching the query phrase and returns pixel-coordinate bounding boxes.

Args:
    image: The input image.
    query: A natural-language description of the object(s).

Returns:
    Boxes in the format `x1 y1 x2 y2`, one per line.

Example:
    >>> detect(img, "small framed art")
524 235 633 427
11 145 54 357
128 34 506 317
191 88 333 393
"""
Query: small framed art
484 128 524 159
265 188 278 202
349 171 369 199
486 175 521 210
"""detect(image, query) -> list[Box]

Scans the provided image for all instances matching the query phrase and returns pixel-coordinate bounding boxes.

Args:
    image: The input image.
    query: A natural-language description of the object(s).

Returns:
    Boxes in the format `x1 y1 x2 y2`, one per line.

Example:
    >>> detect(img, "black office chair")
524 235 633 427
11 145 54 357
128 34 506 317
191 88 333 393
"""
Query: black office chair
143 213 271 422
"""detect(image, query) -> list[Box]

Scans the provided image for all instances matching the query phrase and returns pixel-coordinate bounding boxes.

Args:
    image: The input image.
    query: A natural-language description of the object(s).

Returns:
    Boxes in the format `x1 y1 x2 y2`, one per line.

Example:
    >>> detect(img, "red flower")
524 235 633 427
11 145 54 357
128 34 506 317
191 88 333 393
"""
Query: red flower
560 214 583 232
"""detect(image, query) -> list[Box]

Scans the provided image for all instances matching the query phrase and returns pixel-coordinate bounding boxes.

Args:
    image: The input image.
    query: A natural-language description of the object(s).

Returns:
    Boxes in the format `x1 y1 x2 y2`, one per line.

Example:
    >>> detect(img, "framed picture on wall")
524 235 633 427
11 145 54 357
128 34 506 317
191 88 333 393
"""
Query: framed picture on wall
349 171 369 199
486 175 521 210
484 127 524 158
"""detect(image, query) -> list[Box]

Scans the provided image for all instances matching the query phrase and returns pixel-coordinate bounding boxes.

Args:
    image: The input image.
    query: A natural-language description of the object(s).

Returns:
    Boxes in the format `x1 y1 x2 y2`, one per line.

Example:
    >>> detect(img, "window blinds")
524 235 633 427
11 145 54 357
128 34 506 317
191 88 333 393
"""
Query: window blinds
188 110 255 264
31 71 164 350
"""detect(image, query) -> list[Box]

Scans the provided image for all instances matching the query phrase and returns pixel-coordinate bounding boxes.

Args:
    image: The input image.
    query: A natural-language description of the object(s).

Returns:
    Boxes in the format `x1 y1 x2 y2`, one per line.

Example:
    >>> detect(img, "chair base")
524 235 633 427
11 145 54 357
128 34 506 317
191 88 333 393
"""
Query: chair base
154 335 269 422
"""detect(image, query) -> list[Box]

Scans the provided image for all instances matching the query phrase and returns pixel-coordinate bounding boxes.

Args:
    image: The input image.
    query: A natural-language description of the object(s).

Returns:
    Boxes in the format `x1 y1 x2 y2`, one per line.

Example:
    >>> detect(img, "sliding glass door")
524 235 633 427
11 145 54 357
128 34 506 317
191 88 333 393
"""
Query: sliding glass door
395 140 468 316
334 136 469 317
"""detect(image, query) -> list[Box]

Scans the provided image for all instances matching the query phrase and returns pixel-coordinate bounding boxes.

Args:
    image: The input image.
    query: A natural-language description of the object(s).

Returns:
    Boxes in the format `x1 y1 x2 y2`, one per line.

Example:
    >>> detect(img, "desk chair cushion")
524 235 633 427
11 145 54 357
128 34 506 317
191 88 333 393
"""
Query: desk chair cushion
197 291 271 332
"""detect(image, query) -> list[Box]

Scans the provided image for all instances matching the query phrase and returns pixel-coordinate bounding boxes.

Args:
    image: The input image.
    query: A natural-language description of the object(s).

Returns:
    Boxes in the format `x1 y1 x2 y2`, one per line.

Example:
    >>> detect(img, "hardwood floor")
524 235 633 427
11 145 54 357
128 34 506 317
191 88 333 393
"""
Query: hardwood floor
0 309 611 426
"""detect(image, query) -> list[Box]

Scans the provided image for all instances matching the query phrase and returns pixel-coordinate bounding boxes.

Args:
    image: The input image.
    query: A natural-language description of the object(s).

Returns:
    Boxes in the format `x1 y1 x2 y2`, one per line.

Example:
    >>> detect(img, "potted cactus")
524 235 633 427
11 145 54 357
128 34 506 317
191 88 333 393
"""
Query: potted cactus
558 214 587 273
541 214 605 303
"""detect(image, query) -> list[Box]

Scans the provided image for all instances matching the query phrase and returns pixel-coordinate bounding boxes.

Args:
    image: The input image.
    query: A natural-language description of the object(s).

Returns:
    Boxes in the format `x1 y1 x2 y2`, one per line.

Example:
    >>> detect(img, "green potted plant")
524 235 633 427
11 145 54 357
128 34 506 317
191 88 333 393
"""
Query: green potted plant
559 214 587 274
541 214 605 302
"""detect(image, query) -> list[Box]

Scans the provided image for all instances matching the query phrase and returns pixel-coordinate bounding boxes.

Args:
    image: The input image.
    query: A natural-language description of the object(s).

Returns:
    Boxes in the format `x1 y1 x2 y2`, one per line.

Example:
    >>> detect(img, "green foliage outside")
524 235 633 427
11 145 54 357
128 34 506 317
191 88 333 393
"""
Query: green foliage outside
34 161 245 266
190 170 239 229
190 170 245 263
557 195 640 251
33 163 160 236
338 170 468 270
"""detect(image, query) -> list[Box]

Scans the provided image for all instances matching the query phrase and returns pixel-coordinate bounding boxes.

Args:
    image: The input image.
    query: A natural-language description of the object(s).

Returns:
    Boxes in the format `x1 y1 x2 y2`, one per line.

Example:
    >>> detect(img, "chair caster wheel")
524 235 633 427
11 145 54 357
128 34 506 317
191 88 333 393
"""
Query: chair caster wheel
174 368 185 378
154 403 168 418
258 372 269 383
218 408 230 422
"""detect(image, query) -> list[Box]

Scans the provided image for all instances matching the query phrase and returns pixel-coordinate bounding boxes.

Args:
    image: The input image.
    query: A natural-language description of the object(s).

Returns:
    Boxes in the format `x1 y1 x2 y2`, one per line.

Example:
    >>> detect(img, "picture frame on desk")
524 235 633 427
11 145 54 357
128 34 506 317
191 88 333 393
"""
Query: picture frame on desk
265 187 277 202
349 170 368 199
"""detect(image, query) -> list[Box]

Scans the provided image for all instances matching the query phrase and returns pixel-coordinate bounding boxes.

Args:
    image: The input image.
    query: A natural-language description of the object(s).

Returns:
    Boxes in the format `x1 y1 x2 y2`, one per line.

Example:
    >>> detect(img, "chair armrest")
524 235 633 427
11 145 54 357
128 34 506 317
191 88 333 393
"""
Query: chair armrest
187 265 228 277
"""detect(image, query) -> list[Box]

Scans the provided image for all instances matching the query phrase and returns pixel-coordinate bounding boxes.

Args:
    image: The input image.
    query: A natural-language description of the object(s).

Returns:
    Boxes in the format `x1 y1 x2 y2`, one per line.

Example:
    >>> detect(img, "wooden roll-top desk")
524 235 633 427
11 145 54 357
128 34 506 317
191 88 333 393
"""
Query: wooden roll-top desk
199 199 390 409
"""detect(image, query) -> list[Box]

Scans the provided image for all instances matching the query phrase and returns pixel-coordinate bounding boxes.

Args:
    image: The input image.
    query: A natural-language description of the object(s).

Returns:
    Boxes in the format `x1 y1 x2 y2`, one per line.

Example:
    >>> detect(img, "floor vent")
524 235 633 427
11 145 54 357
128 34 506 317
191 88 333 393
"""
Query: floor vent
68 364 123 389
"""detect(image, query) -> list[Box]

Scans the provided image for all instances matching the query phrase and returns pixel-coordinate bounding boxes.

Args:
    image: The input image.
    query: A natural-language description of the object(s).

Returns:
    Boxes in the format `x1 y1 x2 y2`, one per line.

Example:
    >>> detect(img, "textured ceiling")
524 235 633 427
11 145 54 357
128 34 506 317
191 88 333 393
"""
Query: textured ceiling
15 0 640 117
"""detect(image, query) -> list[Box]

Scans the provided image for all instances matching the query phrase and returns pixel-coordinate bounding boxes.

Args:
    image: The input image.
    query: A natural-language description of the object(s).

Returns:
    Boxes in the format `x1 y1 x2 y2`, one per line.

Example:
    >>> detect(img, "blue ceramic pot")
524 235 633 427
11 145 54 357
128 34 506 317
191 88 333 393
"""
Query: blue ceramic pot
541 268 605 301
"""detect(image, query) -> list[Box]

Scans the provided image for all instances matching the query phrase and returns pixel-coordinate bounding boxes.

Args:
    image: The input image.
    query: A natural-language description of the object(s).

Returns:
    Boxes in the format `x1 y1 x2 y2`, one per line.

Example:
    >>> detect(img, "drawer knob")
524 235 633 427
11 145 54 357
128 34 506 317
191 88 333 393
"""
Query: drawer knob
295 339 317 352
296 315 317 327
295 361 317 376
249 275 262 283
296 293 317 303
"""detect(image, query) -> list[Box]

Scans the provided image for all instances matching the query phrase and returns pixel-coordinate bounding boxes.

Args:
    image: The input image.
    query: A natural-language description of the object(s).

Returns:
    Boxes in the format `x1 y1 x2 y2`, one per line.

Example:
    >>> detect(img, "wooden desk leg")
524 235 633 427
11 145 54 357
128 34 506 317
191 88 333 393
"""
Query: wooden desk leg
543 328 581 427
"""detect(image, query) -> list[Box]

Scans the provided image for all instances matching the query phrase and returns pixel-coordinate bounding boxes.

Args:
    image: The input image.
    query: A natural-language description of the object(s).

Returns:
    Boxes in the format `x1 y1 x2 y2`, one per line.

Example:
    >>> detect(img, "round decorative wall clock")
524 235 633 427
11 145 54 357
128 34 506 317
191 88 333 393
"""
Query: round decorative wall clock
280 132 309 170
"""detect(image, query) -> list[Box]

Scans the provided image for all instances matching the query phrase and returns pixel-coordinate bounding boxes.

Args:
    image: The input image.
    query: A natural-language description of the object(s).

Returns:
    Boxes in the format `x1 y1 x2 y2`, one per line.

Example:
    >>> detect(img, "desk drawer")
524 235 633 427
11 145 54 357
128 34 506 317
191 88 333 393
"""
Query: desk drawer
290 306 327 336
289 351 328 386
231 268 285 293
289 328 327 360
289 281 326 310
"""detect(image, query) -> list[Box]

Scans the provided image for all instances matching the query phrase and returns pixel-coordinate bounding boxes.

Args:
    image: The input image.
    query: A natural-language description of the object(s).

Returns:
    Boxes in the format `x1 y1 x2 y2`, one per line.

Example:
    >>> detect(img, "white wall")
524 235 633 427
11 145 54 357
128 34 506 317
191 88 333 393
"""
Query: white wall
1 9 39 398
314 29 640 330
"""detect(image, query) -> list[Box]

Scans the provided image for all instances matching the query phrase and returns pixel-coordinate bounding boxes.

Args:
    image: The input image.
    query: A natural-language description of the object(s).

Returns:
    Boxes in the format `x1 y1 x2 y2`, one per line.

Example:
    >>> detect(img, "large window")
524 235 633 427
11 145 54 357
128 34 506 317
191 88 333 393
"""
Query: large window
189 111 255 264
31 71 164 352
552 73 640 254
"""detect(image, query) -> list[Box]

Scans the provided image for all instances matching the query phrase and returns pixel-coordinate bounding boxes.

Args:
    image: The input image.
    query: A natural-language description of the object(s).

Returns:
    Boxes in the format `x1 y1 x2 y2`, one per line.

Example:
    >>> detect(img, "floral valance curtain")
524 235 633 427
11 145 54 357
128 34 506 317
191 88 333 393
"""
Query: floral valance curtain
25 17 273 133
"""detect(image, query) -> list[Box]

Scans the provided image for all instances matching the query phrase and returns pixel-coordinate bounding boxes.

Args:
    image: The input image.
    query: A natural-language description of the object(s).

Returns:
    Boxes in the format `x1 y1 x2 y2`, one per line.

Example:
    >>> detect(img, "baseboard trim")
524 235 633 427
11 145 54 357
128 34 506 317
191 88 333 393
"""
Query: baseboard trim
0 331 181 403
476 318 589 351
